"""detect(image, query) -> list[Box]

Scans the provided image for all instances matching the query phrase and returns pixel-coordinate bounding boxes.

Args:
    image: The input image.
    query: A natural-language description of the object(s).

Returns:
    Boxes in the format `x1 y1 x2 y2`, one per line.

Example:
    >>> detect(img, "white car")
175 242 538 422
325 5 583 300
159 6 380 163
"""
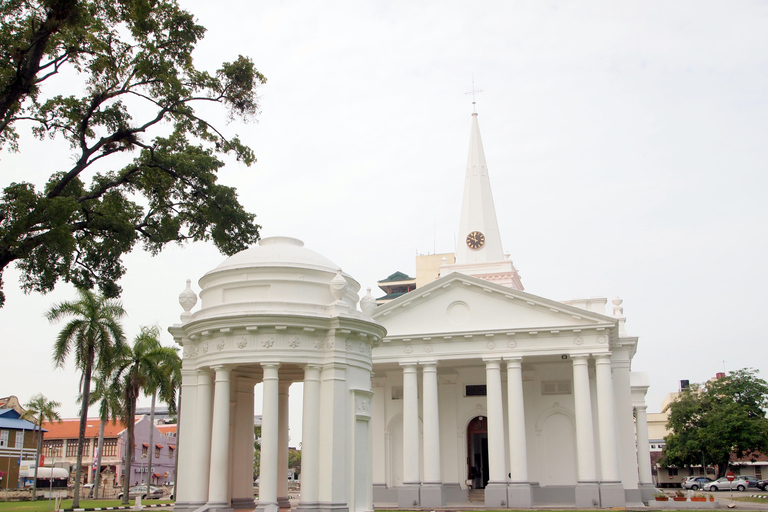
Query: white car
703 477 747 492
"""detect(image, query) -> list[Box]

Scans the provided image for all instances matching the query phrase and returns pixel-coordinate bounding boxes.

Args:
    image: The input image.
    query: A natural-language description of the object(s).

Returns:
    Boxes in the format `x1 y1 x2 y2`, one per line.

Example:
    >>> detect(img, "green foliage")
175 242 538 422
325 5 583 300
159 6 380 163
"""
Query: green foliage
23 394 62 500
47 288 126 507
288 448 301 475
662 368 768 478
253 424 261 478
0 0 265 307
105 325 181 505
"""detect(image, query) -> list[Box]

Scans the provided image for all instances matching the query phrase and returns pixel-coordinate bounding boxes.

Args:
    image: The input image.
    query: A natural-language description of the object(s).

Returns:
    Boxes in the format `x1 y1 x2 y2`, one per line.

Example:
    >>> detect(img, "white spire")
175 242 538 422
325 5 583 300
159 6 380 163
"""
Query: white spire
455 111 505 264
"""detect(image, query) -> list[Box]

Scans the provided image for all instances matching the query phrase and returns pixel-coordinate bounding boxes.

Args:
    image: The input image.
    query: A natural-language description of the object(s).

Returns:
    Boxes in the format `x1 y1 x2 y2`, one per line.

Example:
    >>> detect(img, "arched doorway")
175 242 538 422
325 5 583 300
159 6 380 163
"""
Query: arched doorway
467 416 488 489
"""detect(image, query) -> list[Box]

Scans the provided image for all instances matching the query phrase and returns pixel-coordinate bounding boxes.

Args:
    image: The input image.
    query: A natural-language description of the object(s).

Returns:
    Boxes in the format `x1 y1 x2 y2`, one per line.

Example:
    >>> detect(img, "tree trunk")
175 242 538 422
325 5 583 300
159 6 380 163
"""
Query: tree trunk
93 419 105 499
72 351 94 508
122 389 137 505
147 393 156 488
31 418 41 500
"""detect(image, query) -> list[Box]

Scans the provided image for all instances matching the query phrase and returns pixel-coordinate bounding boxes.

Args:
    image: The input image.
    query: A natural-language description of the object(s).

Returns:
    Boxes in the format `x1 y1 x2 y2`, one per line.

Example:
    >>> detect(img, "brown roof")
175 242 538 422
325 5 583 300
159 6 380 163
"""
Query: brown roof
157 424 177 434
42 418 132 440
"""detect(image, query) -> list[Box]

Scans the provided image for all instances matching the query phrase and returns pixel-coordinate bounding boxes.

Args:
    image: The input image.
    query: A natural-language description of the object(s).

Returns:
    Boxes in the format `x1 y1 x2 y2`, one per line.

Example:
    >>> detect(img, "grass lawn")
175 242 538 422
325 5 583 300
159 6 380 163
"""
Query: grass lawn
0 499 173 511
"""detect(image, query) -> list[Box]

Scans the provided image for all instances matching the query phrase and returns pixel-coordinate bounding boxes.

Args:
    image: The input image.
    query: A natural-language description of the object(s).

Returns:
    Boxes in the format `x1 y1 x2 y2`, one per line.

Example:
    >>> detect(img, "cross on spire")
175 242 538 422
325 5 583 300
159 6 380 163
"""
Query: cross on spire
464 81 484 112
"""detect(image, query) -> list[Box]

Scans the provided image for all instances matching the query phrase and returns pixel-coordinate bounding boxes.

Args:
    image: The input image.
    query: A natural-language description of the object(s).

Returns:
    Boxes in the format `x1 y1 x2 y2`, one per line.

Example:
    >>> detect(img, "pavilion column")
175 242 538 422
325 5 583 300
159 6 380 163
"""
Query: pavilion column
277 381 291 509
634 405 653 485
594 354 625 507
256 363 281 512
172 369 201 511
483 357 507 508
572 355 600 508
231 377 256 511
420 361 444 507
505 357 532 507
298 365 321 512
398 362 421 508
207 366 232 511
193 371 214 506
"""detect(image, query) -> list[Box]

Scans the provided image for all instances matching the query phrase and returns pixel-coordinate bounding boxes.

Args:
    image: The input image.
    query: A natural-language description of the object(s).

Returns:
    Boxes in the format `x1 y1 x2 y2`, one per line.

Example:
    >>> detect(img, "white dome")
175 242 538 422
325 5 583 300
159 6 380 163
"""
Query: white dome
193 236 361 321
213 236 339 273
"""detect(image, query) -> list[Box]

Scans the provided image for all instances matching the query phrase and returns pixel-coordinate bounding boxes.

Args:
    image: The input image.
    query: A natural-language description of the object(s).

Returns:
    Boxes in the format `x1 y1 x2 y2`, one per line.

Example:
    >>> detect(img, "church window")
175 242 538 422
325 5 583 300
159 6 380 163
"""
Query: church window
465 385 487 396
541 380 572 395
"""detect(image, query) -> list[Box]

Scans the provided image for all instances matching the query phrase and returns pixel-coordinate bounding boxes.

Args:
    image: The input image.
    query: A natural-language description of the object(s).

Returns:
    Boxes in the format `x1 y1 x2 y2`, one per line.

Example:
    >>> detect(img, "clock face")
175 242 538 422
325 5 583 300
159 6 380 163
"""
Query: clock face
466 231 485 249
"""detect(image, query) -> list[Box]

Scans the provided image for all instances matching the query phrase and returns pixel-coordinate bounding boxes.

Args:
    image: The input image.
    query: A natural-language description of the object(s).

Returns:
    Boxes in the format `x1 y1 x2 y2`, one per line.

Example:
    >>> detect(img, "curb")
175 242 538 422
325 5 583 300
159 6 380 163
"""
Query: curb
64 504 173 511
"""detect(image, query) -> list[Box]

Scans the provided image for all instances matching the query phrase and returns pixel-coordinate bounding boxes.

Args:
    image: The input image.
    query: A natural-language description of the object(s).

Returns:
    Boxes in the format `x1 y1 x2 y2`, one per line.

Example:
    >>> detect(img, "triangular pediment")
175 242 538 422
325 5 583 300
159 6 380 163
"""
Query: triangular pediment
372 272 617 339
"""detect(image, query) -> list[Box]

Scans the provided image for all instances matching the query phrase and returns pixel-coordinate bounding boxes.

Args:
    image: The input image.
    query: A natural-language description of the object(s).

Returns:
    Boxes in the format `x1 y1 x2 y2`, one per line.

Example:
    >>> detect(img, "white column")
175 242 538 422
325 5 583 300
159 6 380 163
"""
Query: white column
401 363 420 485
194 371 214 503
594 354 620 482
277 381 290 508
572 355 597 482
231 377 256 510
257 363 280 512
484 358 506 483
506 358 528 482
298 365 321 509
208 366 232 508
421 362 441 485
634 405 653 485
173 369 199 507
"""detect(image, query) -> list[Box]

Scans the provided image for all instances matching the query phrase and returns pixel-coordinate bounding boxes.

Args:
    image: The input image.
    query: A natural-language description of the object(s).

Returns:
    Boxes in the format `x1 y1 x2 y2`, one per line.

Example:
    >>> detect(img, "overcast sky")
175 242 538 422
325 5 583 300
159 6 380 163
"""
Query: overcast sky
1 1 767 446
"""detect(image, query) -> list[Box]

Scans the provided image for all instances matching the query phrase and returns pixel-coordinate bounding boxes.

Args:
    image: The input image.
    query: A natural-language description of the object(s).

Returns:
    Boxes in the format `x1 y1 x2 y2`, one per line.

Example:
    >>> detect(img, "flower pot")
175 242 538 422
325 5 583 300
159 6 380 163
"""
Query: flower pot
691 497 706 502
655 497 669 501
709 497 715 501
673 497 687 501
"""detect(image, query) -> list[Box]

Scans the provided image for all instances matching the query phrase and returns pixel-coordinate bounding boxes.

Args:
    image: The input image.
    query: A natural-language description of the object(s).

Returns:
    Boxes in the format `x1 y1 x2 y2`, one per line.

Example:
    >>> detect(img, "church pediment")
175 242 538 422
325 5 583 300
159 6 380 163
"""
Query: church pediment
372 272 617 340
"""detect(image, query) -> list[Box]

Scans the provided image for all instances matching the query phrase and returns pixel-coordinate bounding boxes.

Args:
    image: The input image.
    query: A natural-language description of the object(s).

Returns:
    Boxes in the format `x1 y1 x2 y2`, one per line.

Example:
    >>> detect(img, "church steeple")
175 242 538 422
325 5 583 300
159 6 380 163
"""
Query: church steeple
441 106 524 290
455 110 505 265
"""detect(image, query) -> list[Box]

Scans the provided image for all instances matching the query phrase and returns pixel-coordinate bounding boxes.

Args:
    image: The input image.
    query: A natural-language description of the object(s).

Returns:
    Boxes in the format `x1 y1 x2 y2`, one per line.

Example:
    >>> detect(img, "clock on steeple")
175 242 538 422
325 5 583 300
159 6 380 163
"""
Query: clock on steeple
466 231 485 250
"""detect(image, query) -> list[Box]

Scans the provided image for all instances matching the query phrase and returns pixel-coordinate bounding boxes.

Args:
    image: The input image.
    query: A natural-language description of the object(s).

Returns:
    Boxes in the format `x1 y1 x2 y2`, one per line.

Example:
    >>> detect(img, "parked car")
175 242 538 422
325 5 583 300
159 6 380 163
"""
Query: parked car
738 476 759 488
82 483 94 497
682 476 712 490
117 485 164 500
703 478 747 492
758 479 768 491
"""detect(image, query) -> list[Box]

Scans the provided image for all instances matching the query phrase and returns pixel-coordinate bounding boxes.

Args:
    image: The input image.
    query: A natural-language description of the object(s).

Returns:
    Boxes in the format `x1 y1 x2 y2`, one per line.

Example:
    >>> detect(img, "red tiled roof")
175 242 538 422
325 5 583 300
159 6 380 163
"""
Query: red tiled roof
42 418 135 440
156 424 176 434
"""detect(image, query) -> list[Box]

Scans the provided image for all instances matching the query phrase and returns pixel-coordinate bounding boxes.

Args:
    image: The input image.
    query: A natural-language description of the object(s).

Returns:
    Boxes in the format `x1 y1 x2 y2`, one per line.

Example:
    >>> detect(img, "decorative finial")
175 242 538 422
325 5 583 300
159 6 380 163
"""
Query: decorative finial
464 80 484 113
360 288 377 317
179 279 198 323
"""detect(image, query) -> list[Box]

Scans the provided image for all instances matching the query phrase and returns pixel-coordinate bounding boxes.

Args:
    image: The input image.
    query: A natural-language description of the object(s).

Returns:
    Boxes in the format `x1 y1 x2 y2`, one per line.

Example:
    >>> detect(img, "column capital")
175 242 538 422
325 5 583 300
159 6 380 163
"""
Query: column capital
261 362 281 370
634 404 648 412
419 359 438 368
400 362 419 373
505 357 523 369
571 354 590 364
482 357 502 368
593 353 613 364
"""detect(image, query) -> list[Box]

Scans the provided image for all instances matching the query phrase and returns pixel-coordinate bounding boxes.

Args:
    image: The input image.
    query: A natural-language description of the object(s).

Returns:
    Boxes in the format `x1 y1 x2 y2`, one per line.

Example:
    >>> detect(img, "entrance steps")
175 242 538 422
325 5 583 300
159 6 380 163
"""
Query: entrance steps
467 489 485 502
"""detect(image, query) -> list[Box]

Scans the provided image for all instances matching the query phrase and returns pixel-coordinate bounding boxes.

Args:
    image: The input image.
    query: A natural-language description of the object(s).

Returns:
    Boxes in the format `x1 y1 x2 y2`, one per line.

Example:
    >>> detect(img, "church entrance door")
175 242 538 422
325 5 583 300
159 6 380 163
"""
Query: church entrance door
467 416 489 489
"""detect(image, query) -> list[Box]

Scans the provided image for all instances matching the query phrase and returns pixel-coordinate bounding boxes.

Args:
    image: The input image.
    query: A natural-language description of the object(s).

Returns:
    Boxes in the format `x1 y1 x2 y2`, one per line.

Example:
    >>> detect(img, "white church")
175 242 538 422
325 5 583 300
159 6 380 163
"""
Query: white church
169 108 654 512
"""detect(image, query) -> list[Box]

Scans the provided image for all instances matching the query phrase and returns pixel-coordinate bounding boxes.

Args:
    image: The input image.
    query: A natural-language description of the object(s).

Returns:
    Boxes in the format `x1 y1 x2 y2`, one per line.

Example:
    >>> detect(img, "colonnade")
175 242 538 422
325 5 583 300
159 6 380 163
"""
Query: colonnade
173 361 372 512
396 353 649 509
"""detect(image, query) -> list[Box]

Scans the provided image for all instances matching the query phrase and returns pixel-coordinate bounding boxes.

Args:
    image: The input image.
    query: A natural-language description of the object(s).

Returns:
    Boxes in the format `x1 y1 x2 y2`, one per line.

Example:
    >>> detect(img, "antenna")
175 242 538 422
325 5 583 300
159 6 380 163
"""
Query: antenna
464 80 484 112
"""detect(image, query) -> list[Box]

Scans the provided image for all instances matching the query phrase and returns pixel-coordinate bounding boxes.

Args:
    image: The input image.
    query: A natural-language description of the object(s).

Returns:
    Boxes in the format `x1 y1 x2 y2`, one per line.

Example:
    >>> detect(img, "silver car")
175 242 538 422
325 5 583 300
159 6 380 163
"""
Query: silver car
703 477 747 492
117 485 164 499
682 476 712 490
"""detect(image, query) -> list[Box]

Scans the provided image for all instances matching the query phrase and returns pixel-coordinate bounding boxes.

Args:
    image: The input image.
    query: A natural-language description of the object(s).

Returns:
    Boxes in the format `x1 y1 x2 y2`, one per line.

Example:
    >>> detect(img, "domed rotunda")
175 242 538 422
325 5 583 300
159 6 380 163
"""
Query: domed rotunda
170 236 385 512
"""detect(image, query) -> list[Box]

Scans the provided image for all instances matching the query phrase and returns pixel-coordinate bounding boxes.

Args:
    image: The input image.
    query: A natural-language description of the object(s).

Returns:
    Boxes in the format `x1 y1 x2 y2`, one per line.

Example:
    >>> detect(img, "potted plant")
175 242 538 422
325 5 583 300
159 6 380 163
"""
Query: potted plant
654 490 669 501
673 490 687 501
708 493 715 501
691 493 706 502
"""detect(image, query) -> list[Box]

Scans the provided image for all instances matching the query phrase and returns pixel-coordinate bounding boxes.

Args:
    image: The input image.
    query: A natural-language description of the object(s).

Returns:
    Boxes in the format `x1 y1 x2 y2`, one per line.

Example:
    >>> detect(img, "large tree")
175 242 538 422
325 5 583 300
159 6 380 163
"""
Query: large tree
107 325 179 505
0 0 264 308
48 287 126 507
662 368 768 478
22 393 62 499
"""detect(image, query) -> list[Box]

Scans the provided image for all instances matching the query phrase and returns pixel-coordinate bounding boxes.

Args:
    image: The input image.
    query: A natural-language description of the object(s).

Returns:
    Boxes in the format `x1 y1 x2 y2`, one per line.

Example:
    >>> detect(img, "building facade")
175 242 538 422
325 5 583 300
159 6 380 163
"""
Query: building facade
0 408 40 489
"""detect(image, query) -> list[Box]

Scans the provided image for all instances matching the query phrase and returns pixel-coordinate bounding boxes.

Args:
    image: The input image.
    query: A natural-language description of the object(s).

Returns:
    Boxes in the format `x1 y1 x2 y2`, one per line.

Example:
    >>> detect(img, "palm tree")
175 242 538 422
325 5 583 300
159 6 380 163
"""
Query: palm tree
108 326 180 505
22 394 62 499
47 288 126 508
87 375 124 499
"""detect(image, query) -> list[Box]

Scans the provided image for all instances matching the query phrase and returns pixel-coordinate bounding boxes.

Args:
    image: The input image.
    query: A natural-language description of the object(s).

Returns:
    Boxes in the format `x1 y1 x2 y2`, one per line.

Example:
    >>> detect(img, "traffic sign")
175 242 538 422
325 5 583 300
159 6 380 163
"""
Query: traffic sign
726 471 735 482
